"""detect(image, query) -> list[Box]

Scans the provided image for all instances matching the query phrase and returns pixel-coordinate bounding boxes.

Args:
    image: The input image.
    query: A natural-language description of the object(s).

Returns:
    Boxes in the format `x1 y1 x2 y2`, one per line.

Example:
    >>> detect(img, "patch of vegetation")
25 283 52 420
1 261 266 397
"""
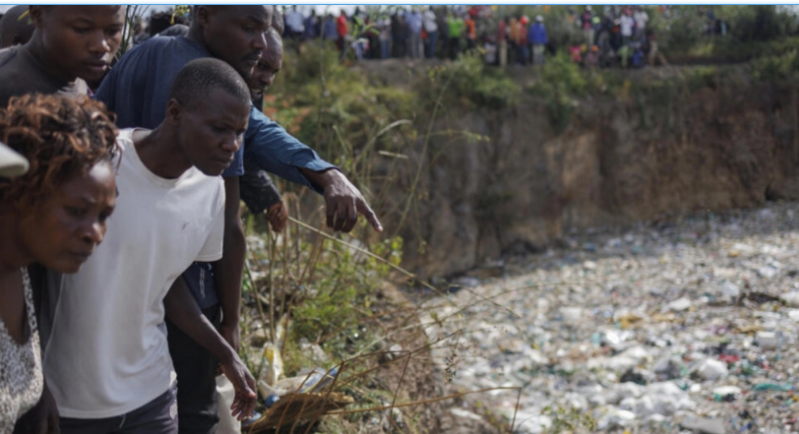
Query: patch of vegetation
750 49 799 81
526 52 592 133
411 51 520 114
541 406 596 434
445 53 521 110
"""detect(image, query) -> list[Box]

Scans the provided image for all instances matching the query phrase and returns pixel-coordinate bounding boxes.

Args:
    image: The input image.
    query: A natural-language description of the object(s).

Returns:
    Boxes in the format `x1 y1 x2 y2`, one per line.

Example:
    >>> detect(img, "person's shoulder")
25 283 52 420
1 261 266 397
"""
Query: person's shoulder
0 45 19 67
111 37 161 71
248 103 275 126
138 34 179 49
0 46 33 105
112 36 203 79
0 45 24 79
113 129 135 162
119 35 184 62
116 128 135 143
158 25 189 38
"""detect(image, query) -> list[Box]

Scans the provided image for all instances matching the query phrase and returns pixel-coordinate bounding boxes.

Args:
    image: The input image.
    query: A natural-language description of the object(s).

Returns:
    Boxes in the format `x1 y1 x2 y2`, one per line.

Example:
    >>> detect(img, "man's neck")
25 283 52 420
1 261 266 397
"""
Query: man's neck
133 127 192 179
186 25 207 50
25 36 76 84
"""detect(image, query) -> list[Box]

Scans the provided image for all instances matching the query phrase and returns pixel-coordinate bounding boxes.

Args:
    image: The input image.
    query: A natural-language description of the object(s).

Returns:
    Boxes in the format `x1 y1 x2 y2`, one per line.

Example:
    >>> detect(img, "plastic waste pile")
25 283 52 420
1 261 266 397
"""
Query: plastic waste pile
424 203 799 433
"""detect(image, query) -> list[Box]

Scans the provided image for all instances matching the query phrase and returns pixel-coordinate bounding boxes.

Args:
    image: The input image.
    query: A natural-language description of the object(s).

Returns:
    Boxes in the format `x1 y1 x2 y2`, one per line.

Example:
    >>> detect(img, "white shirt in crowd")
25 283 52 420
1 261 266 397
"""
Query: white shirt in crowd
484 42 497 64
634 11 649 31
43 129 226 419
620 15 635 37
286 10 305 33
423 9 438 33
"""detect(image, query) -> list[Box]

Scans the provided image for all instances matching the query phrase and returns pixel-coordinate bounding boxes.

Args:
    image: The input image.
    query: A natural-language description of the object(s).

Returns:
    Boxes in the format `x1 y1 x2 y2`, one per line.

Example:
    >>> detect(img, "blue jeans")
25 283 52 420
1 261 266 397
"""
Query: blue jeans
426 31 438 58
354 41 365 60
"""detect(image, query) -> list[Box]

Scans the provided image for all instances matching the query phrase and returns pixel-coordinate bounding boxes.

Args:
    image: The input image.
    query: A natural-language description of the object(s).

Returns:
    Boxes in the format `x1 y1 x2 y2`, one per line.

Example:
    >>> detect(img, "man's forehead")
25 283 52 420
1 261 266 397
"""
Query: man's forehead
197 88 249 112
264 39 282 56
261 51 281 70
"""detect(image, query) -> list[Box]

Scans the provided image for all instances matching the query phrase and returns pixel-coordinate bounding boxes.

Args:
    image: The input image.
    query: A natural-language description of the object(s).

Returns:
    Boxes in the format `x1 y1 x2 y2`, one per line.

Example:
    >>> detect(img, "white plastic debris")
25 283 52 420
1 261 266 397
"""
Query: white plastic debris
667 297 692 312
692 359 729 381
755 331 779 350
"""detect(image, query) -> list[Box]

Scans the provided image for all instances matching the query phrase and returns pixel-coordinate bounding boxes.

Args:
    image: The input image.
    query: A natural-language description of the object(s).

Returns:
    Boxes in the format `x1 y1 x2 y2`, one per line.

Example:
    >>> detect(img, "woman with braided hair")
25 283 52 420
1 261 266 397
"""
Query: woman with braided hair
0 94 118 432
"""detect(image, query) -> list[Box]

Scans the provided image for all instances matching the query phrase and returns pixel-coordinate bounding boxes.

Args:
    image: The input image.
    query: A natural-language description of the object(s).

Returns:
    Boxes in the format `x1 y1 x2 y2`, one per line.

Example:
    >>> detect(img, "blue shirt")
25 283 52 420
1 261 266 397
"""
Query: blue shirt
528 23 548 45
304 16 318 38
95 35 336 308
323 18 338 39
408 12 423 34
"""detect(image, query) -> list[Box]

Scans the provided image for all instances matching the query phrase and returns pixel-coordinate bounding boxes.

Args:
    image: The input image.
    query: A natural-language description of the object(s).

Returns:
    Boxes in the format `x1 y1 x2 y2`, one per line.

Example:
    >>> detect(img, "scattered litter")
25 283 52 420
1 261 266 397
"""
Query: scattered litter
423 203 799 433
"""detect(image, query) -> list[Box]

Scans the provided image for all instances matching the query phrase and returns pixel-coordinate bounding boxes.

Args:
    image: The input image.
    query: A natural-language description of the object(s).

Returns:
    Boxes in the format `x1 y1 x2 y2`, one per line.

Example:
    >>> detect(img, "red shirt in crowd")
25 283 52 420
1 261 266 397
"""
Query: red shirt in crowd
337 14 348 37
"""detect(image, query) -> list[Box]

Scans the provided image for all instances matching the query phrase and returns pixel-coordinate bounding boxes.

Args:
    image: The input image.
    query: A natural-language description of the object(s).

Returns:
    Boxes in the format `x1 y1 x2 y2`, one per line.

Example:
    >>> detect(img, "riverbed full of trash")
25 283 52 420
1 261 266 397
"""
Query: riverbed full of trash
423 203 799 434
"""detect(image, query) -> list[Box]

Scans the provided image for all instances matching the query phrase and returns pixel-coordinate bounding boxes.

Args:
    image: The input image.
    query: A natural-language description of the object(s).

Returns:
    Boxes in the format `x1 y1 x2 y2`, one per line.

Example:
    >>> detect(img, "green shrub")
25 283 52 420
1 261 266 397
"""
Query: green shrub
751 50 799 81
729 5 798 43
528 52 587 133
416 52 520 111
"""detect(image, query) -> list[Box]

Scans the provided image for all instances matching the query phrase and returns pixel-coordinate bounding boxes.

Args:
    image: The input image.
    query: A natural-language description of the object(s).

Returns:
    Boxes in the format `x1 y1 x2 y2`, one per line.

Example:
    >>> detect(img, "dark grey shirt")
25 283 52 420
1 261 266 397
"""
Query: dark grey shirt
0 45 88 107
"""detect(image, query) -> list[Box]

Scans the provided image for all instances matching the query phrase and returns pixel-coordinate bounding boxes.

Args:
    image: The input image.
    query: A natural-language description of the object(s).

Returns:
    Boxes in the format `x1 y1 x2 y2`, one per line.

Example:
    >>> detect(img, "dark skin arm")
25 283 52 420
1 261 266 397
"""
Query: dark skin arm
163 276 256 420
216 177 246 352
217 166 380 351
265 200 288 232
213 167 380 373
299 168 383 233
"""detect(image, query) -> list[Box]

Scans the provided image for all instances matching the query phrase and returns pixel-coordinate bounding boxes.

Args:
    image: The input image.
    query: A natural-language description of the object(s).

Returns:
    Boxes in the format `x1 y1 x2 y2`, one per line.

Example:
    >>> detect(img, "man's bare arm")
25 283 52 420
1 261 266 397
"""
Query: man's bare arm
215 176 246 351
164 276 255 420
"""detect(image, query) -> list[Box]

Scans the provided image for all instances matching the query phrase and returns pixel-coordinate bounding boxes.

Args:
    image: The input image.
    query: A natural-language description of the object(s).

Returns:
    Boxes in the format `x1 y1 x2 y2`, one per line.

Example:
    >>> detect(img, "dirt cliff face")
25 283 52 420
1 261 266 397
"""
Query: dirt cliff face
391 80 799 279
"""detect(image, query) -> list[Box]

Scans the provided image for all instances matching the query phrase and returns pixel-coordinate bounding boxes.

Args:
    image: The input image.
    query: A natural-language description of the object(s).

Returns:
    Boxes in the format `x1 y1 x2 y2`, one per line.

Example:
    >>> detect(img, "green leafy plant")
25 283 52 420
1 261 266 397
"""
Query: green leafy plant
528 52 587 133
751 49 799 81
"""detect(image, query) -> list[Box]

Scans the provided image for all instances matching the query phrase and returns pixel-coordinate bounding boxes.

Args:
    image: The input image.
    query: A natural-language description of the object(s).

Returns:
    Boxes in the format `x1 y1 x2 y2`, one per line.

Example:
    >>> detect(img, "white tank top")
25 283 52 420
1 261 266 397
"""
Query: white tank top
0 267 43 432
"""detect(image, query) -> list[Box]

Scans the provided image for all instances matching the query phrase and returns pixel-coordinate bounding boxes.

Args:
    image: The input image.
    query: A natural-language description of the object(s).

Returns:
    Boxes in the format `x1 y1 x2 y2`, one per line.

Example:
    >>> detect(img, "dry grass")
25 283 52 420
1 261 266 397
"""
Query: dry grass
238 199 525 433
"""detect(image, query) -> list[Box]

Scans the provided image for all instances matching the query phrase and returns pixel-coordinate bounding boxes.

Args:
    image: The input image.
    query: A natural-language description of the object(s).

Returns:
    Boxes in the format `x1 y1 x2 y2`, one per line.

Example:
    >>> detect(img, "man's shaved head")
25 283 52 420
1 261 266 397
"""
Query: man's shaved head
0 5 35 49
170 58 251 111
265 27 283 56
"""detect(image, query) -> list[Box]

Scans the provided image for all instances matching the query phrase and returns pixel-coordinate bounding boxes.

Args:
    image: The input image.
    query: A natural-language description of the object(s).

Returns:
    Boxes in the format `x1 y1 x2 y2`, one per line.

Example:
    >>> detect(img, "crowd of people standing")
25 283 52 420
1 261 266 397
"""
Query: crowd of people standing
280 5 494 61
279 5 677 69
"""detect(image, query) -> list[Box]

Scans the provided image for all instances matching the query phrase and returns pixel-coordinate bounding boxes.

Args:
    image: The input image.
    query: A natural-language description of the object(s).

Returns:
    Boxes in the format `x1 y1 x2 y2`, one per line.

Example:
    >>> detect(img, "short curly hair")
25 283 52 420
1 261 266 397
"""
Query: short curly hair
0 94 119 208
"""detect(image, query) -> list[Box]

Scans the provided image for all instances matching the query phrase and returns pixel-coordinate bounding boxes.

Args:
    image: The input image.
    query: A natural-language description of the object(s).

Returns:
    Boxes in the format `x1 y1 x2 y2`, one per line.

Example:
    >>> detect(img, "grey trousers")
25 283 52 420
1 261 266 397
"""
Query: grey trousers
409 32 422 58
59 383 178 434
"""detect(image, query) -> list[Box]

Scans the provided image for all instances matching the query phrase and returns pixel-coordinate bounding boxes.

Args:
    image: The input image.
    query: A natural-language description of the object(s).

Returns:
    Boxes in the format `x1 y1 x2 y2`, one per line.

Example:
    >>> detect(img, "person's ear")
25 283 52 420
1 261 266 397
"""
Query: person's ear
166 99 182 126
195 6 212 28
29 6 45 29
